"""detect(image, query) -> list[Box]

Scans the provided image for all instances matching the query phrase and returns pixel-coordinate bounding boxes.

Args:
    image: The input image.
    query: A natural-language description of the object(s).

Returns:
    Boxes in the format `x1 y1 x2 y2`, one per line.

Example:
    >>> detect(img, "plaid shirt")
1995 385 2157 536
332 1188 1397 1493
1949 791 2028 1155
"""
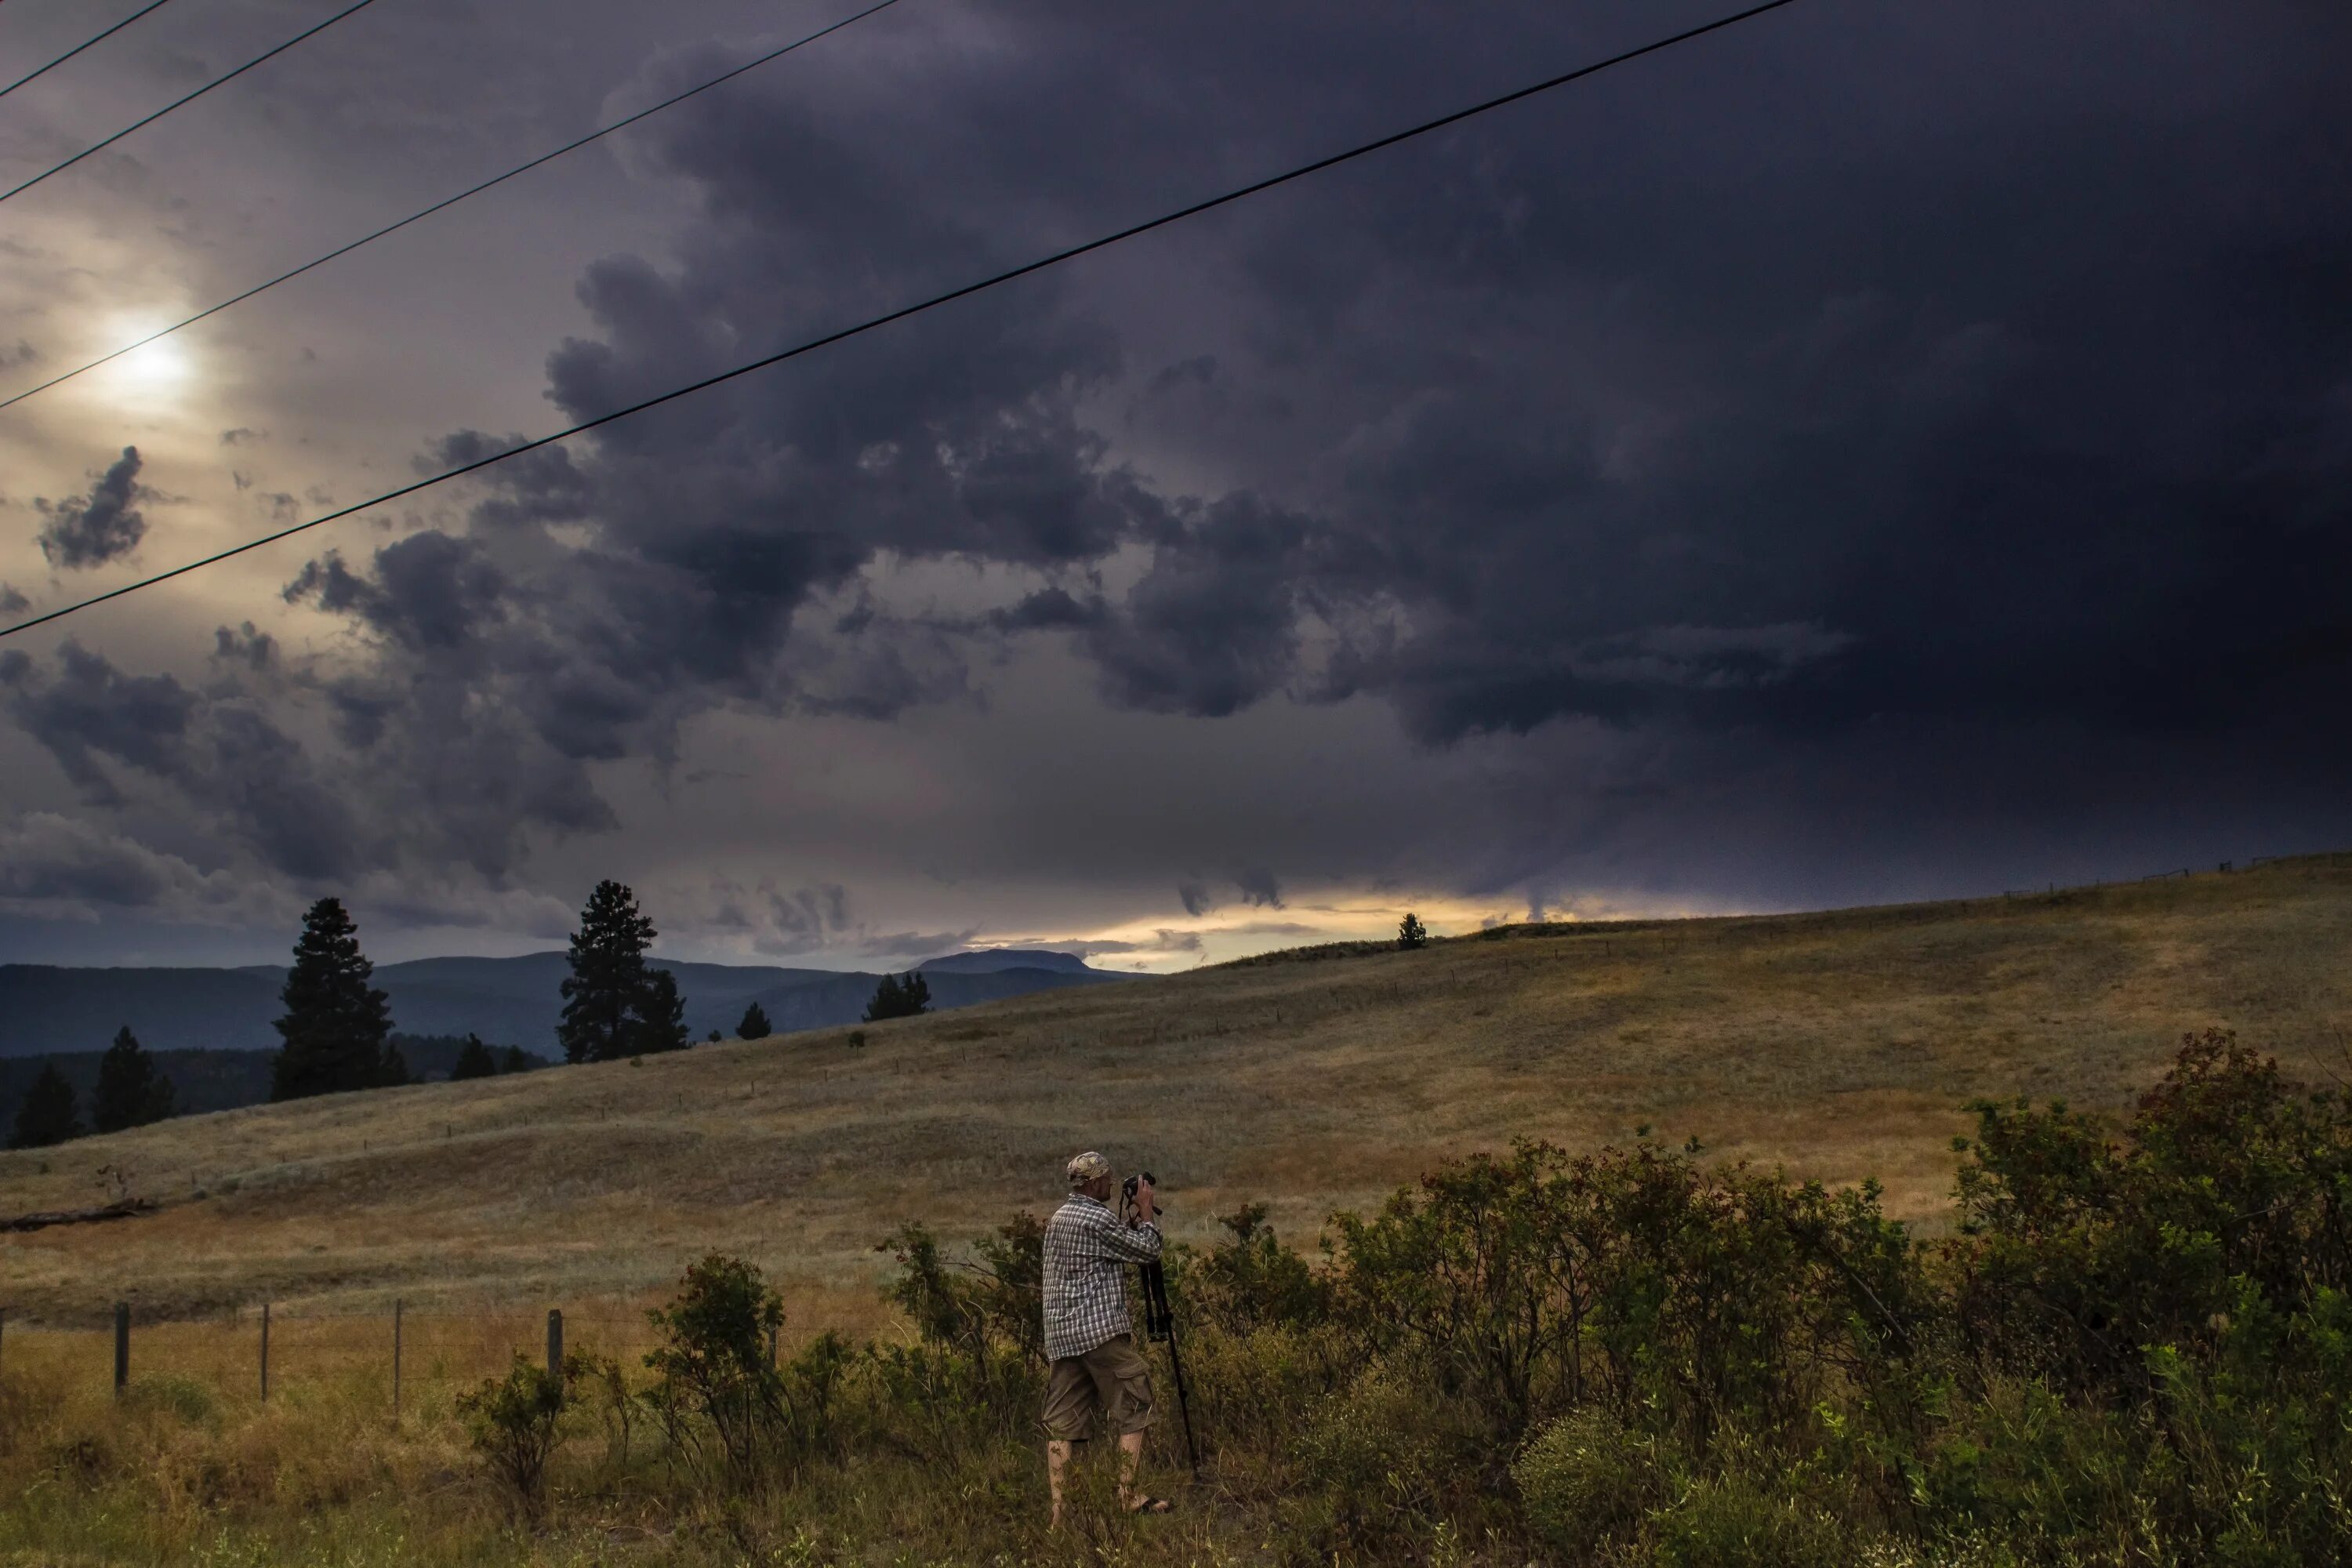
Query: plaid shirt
1042 1192 1164 1362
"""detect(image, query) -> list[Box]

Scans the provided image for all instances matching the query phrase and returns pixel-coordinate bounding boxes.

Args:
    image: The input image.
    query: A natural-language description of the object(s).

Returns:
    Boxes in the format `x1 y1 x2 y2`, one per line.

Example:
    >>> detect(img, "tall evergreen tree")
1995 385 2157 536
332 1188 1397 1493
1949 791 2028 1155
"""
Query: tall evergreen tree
1398 911 1429 950
450 1035 498 1081
738 1002 771 1040
862 971 932 1022
498 1044 535 1075
271 898 396 1102
628 967 691 1055
558 882 687 1060
9 1062 83 1149
92 1026 175 1133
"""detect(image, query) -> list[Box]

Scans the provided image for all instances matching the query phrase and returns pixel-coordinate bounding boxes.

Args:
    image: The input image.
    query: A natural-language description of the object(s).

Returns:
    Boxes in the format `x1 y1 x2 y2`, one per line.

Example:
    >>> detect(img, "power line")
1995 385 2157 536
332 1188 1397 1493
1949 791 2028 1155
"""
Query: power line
0 0 180 101
0 0 380 206
0 0 907 413
0 0 1801 644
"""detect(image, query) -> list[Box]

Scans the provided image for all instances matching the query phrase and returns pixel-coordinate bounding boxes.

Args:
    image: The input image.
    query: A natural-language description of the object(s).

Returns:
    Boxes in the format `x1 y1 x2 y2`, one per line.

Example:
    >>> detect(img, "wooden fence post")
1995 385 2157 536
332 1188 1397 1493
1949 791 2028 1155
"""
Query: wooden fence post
393 1300 403 1422
113 1302 129 1398
260 1303 271 1403
546 1309 563 1387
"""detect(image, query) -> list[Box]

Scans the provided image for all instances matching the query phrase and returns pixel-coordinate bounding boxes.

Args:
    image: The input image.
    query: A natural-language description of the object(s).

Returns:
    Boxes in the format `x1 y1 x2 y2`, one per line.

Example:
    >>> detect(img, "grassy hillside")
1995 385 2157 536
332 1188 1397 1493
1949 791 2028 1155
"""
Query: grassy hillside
3 855 2348 1328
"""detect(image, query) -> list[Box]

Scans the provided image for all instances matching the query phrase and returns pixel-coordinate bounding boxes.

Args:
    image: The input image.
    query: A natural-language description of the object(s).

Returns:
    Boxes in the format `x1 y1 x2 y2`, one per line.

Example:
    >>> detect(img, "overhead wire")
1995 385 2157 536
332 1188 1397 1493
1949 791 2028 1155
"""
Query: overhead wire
0 0 381 206
0 0 908 412
0 0 1801 643
0 0 181 101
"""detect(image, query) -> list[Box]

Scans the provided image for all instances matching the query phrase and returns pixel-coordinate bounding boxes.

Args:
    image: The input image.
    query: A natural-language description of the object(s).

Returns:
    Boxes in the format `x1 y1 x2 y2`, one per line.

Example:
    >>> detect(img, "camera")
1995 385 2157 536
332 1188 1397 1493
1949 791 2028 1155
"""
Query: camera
1120 1170 1161 1218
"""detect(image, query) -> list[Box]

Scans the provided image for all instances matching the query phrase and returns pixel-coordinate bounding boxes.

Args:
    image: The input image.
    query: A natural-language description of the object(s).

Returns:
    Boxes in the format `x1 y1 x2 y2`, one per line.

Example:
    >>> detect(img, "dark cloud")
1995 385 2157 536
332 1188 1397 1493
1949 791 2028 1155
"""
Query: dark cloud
248 0 2348 915
10 0 2350 942
1234 869 1284 909
35 447 148 569
0 583 26 617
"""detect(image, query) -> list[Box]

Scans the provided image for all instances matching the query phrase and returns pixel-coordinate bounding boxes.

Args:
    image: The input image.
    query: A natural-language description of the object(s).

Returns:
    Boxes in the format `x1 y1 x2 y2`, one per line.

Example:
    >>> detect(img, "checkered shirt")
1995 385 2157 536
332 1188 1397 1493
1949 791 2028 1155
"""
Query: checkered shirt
1042 1192 1164 1362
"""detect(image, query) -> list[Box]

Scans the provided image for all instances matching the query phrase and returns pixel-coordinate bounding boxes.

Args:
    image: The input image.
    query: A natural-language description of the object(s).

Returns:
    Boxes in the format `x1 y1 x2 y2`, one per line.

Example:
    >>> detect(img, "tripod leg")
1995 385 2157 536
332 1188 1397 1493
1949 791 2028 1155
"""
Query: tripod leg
1163 1328 1202 1480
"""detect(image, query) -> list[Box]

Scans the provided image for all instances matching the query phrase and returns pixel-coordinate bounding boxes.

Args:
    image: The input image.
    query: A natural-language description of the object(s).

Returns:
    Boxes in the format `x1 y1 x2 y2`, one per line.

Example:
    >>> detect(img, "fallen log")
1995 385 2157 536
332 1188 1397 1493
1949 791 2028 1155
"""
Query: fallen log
1 1196 158 1233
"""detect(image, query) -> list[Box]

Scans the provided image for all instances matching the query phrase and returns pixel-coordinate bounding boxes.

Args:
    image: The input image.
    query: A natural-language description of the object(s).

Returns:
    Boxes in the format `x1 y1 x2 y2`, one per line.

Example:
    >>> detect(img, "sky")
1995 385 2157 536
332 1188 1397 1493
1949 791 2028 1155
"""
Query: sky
0 0 2346 972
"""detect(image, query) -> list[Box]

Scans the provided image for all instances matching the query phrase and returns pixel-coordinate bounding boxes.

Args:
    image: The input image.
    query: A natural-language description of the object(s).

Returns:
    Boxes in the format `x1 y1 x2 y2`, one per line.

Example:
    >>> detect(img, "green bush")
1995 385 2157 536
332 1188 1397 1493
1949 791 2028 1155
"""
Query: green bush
456 1354 568 1512
1279 1373 1450 1564
1513 1406 1669 1560
644 1254 789 1484
122 1374 222 1430
1651 1468 1850 1568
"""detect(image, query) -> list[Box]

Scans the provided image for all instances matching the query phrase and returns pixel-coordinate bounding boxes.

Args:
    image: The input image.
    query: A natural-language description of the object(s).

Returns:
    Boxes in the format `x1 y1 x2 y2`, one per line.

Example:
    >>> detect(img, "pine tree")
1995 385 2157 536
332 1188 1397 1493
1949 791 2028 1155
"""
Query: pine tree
9 1061 83 1149
92 1026 175 1133
862 971 933 1022
451 1035 498 1080
559 881 657 1062
626 967 690 1055
271 898 396 1102
498 1045 534 1075
738 1002 772 1040
1398 911 1429 950
379 1040 411 1087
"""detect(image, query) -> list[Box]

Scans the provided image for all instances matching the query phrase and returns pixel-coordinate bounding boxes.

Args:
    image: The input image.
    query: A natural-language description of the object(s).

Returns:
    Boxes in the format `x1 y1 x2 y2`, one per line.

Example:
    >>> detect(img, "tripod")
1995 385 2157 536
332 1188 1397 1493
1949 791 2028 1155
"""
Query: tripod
1121 1179 1201 1480
1135 1257 1202 1479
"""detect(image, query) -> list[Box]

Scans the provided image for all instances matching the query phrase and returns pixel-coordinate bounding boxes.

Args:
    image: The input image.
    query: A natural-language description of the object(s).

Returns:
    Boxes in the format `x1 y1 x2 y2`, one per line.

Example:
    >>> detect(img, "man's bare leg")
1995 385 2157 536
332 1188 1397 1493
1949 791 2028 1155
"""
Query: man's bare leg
1047 1439 1073 1529
1117 1430 1149 1509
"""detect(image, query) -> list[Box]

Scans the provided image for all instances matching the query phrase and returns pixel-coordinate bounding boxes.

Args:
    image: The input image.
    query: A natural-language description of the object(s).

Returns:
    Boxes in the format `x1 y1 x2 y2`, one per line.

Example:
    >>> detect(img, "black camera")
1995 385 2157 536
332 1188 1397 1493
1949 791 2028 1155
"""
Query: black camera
1120 1170 1162 1218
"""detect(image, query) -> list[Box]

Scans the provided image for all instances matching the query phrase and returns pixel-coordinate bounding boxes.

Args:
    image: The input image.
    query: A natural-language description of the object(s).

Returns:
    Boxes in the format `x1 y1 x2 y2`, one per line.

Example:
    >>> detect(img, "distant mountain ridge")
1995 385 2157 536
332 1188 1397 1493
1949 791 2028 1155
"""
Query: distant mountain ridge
0 949 1123 1061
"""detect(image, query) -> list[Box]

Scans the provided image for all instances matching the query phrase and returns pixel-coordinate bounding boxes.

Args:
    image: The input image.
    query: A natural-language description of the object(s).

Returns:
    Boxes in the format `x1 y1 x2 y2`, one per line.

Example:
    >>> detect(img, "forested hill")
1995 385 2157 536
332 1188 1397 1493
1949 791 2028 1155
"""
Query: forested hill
0 949 1124 1061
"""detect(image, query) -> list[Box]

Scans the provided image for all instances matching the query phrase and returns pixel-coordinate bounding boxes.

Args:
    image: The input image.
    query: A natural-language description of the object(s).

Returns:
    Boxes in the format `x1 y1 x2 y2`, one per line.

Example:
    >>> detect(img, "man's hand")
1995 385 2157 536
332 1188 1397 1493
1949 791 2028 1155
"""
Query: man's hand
1131 1176 1156 1223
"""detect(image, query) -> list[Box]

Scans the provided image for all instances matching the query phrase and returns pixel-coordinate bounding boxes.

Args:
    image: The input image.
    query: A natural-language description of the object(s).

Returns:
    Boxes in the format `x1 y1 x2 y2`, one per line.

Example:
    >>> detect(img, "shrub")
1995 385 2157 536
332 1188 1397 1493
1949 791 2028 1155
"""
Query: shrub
1188 1202 1327 1334
1652 1468 1850 1568
1514 1406 1669 1561
456 1354 568 1512
122 1374 221 1431
1950 1029 2352 1403
644 1254 791 1485
1280 1373 1449 1563
1330 1137 1932 1451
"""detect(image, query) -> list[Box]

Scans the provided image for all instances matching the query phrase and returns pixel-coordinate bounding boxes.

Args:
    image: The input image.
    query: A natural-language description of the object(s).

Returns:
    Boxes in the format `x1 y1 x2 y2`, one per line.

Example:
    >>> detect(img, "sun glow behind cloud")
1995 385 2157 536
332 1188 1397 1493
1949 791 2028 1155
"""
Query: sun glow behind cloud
98 322 195 402
997 888 1730 973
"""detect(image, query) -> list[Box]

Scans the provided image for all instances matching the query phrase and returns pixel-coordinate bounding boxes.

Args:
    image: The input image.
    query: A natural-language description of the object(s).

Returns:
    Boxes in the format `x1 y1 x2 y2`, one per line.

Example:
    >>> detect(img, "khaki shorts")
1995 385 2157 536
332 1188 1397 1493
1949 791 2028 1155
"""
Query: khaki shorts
1041 1333 1156 1439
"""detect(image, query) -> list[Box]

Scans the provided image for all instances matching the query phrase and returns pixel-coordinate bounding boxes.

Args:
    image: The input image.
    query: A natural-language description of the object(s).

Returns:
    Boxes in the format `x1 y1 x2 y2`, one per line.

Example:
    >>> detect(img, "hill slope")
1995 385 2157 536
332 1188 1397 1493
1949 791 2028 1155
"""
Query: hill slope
0 951 1123 1060
3 858 2348 1327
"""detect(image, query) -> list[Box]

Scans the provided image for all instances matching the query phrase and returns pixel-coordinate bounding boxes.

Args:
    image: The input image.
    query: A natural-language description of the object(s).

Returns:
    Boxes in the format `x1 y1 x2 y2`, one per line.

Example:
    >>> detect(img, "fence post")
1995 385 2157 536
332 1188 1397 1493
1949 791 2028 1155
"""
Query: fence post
546 1309 563 1388
260 1303 271 1403
393 1300 403 1423
113 1302 129 1398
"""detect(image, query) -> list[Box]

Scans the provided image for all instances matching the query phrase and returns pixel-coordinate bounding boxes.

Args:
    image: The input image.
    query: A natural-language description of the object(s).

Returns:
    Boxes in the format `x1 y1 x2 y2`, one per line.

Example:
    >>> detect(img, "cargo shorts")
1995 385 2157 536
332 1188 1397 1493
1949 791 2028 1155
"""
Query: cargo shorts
1041 1332 1157 1439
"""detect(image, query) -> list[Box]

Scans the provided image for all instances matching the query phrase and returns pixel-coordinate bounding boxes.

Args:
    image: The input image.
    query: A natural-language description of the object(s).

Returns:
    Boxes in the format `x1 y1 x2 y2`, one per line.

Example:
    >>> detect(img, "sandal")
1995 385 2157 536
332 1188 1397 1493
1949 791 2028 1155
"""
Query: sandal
1127 1496 1173 1515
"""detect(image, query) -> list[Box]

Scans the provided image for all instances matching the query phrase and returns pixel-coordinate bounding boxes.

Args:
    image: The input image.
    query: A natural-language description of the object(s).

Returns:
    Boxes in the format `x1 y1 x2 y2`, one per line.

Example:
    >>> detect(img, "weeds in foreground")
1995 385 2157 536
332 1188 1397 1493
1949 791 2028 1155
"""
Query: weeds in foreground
4 1029 2348 1566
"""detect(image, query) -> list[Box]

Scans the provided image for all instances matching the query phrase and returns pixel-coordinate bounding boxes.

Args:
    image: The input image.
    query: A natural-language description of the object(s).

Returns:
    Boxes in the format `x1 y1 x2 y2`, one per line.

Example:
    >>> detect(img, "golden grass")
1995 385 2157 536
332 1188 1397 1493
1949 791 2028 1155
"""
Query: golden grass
5 854 2350 1356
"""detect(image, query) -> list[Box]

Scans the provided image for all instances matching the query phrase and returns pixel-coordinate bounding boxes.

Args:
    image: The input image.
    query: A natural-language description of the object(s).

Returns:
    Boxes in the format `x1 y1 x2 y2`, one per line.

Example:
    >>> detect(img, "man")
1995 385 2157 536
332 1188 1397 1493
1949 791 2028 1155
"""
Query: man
1043 1149 1171 1524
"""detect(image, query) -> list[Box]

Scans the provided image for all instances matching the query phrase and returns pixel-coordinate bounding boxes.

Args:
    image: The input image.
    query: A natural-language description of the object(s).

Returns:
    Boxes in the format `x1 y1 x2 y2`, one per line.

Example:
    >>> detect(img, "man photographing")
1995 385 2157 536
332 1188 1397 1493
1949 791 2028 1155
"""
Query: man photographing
1043 1150 1172 1524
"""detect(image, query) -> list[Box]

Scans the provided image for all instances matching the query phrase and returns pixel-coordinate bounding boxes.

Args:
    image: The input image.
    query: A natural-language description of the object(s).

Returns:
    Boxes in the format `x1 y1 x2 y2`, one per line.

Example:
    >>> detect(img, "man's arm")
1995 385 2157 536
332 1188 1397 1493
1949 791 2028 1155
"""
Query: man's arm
1087 1198 1164 1262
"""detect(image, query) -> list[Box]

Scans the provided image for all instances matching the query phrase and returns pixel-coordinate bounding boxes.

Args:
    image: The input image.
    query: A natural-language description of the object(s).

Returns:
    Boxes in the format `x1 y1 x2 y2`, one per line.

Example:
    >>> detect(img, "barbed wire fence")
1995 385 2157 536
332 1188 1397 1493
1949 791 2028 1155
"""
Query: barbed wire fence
0 1299 705 1417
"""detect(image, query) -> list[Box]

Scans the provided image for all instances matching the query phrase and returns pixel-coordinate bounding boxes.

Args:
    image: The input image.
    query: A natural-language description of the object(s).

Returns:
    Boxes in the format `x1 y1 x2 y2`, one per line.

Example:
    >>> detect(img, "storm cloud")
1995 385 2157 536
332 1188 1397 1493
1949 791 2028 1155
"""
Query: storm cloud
35 447 148 570
0 0 2347 958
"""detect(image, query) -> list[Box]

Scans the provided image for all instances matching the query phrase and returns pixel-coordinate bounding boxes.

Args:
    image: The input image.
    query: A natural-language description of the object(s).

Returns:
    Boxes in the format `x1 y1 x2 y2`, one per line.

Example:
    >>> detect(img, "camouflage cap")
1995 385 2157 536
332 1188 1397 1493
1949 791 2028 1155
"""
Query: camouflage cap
1065 1150 1112 1185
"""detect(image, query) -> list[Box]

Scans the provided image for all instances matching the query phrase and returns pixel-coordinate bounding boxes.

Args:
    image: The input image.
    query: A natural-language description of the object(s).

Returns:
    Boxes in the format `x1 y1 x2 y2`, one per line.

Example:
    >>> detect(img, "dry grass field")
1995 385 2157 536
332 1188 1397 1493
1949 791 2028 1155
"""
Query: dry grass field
5 854 2350 1349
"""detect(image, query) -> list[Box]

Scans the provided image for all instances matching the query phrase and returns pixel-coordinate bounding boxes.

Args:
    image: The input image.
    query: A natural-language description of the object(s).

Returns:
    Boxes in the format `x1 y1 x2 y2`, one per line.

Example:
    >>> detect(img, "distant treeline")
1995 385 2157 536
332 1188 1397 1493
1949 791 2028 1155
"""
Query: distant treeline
5 878 945 1149
0 1035 548 1141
